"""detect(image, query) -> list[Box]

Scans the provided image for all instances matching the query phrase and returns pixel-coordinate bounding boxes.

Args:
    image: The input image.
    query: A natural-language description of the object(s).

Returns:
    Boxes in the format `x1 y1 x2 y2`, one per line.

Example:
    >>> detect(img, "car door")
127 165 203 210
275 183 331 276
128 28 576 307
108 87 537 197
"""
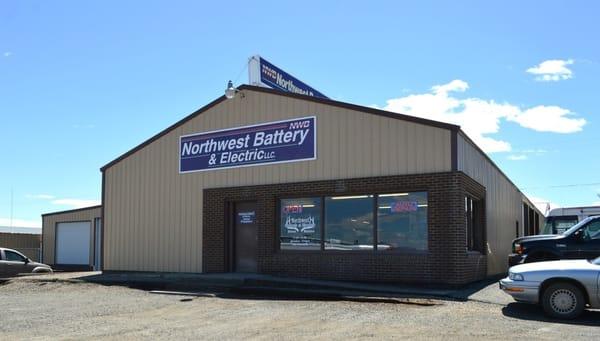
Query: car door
561 235 582 259
577 220 600 259
3 250 30 276
0 250 8 277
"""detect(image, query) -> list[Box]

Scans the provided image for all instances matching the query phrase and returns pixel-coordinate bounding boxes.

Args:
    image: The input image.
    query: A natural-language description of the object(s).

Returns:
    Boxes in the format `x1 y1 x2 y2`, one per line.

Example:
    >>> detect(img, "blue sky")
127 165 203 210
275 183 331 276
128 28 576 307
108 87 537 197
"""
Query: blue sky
1 1 598 229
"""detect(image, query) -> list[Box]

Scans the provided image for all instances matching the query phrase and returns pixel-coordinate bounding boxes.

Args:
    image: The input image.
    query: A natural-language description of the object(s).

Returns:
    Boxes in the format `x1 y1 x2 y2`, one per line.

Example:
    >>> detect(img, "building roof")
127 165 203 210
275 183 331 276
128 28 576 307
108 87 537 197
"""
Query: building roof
41 205 102 217
100 85 460 172
0 226 41 234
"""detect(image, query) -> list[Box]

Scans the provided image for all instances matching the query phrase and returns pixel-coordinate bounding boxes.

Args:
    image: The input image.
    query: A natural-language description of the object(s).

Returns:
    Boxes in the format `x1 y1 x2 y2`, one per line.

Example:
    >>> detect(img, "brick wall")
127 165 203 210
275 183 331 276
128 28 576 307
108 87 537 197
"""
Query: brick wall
204 171 486 285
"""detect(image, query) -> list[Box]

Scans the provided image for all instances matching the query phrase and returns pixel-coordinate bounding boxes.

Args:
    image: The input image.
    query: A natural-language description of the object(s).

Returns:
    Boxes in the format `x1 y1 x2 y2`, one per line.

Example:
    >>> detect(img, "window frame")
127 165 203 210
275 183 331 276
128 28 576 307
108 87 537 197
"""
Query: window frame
324 194 376 251
275 190 430 254
376 191 429 252
4 249 27 262
278 197 324 251
465 193 485 254
546 215 579 234
581 220 600 241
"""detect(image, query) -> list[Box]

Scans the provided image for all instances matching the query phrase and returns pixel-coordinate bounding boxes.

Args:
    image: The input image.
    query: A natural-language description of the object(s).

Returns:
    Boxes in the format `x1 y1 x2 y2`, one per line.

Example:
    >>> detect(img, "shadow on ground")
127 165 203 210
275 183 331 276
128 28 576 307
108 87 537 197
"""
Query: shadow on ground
111 281 440 306
452 276 504 300
502 302 600 326
3 271 503 306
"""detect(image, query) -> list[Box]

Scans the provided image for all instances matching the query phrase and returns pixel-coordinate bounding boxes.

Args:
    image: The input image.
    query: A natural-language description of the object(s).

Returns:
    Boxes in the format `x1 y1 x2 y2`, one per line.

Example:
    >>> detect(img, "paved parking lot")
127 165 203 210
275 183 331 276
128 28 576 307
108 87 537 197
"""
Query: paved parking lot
1 275 599 340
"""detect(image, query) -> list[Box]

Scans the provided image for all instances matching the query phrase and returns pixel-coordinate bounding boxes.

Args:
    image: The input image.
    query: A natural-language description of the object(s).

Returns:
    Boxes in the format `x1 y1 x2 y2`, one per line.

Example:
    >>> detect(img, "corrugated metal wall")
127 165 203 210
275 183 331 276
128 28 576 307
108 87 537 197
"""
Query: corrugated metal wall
42 206 102 265
0 233 41 261
457 132 540 275
104 89 453 273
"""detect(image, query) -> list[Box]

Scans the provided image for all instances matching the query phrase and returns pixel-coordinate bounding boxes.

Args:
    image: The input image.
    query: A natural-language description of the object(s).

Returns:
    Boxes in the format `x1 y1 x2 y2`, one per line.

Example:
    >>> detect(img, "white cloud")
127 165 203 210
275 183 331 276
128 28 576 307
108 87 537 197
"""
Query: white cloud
3 51 12 57
381 80 586 153
507 105 585 133
432 79 469 94
520 149 548 154
4 195 98 228
26 194 56 200
51 198 100 209
25 193 99 209
507 149 550 161
0 217 41 228
507 154 527 161
526 59 574 81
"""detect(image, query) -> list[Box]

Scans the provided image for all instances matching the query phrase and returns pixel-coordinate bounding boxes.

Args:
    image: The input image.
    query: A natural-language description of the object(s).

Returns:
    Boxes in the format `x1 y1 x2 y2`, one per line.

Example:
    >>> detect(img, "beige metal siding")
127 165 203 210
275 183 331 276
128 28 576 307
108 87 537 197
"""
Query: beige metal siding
42 206 101 265
457 133 539 275
0 233 41 261
104 89 453 273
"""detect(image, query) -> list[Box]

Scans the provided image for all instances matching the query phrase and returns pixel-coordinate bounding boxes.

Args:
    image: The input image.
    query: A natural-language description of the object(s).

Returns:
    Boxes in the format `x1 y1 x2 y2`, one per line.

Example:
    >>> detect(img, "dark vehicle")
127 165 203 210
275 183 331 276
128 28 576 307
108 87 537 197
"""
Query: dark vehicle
0 247 52 277
509 216 600 267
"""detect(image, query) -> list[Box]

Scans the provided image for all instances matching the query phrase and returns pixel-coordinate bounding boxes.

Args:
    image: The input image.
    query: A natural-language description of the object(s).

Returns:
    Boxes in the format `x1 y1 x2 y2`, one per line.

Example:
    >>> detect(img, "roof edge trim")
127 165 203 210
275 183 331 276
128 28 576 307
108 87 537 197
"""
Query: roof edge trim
100 95 227 172
237 85 461 131
457 131 543 215
41 205 103 217
100 85 460 173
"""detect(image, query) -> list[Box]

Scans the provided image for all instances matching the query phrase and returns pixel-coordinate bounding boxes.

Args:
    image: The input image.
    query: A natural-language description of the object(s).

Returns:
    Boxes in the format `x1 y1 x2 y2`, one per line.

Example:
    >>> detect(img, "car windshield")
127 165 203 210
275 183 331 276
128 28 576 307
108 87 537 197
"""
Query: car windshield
542 216 579 234
563 216 597 236
593 257 600 265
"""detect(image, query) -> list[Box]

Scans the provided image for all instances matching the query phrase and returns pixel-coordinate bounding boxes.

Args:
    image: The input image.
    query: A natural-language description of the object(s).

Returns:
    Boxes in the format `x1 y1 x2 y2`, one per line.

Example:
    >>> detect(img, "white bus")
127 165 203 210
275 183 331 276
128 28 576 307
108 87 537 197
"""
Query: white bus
541 206 600 234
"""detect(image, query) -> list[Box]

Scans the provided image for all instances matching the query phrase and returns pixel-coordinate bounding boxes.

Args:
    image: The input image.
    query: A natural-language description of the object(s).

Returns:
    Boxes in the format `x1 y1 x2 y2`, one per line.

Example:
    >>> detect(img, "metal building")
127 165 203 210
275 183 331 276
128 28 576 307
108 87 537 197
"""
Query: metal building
95 85 541 285
42 206 102 270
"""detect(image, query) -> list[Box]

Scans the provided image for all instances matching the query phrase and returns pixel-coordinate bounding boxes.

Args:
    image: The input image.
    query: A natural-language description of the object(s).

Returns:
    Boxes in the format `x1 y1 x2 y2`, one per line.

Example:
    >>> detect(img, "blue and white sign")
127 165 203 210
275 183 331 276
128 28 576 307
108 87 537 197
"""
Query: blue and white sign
179 116 316 173
248 55 328 99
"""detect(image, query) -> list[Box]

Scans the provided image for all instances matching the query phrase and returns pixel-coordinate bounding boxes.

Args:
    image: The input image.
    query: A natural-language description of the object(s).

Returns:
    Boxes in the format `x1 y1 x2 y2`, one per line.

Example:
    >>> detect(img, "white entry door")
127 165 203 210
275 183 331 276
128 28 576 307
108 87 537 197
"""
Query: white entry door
56 221 91 265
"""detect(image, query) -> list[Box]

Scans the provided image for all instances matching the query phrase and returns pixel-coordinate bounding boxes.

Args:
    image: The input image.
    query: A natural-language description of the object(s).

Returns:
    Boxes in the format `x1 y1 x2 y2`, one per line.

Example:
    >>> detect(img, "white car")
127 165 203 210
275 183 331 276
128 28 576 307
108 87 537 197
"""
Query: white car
500 257 600 319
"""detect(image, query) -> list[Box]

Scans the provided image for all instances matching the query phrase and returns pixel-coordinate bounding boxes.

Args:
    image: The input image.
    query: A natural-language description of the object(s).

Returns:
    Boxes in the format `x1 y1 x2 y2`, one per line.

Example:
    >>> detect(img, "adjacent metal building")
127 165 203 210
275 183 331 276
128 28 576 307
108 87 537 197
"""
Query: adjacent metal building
0 232 41 261
98 85 541 285
42 206 102 270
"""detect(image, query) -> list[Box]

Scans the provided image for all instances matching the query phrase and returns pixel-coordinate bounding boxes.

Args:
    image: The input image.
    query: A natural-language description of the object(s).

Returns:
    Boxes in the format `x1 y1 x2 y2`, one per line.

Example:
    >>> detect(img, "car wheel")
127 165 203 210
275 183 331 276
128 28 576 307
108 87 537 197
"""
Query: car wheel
541 282 585 319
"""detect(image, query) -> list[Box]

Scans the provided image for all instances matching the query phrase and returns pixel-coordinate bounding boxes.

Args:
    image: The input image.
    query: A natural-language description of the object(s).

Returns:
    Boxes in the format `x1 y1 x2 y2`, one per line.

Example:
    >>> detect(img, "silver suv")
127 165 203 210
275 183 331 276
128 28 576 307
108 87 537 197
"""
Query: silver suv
0 247 52 277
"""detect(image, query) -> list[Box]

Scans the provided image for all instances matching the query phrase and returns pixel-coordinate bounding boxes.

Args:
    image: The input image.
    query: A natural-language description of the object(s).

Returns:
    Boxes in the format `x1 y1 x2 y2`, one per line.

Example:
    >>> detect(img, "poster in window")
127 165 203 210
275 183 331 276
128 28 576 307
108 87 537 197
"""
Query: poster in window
280 198 321 250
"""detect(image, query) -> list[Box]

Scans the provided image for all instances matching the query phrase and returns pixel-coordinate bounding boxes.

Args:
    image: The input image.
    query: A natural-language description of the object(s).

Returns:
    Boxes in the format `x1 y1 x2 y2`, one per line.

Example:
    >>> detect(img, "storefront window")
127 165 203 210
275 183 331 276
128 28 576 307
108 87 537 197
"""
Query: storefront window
324 195 374 250
280 198 322 250
377 192 428 251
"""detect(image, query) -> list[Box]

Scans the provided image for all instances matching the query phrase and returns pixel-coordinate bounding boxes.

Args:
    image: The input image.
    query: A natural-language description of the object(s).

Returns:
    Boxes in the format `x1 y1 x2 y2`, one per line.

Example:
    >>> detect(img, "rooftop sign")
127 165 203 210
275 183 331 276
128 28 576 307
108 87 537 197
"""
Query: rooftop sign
179 116 316 173
248 55 328 99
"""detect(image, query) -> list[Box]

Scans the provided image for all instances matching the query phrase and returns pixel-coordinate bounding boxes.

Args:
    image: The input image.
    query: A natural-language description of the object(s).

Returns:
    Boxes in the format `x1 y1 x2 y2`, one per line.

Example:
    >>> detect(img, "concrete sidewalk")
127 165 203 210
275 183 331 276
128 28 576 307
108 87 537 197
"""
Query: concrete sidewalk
6 271 512 305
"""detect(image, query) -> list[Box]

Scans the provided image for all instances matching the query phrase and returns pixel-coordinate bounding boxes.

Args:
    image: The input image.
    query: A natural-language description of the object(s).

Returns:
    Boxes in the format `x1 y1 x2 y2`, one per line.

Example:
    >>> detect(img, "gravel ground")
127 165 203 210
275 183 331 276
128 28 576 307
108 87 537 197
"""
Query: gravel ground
1 277 599 340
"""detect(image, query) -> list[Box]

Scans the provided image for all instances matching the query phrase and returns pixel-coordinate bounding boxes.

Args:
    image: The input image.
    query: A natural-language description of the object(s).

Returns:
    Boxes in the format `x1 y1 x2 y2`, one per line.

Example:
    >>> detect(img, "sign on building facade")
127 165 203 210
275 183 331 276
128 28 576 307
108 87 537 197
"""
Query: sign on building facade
180 116 316 173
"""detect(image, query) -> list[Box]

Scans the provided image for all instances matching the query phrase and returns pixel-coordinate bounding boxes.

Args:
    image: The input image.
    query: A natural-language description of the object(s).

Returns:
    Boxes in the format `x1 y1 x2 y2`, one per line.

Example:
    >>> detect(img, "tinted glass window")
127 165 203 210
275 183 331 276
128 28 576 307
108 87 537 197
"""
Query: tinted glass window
280 198 322 250
583 220 600 241
4 250 25 262
325 195 374 250
541 221 554 235
377 192 428 251
554 218 579 234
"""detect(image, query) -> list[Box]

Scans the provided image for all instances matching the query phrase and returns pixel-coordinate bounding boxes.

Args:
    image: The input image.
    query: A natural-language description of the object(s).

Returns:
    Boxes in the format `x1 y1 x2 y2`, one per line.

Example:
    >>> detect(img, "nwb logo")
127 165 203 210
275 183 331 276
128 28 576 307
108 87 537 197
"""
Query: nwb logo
289 120 311 129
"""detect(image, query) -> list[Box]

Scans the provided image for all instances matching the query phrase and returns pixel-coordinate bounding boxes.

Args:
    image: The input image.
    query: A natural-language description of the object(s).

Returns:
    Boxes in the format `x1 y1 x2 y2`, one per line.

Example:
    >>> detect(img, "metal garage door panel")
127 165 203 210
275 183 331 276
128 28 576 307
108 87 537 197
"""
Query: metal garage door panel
56 222 91 265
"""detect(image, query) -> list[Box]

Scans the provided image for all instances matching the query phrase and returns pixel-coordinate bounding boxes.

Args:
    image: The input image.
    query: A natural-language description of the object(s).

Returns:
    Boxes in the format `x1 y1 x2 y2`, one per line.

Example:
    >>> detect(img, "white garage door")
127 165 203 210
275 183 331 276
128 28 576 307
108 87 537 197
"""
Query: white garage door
56 221 91 265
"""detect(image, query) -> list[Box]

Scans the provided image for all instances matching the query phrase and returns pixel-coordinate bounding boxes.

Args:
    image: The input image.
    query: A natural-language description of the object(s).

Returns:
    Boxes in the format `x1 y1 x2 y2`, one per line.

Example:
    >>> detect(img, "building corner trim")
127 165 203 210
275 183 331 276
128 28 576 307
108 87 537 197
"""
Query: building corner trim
100 171 105 272
451 130 458 171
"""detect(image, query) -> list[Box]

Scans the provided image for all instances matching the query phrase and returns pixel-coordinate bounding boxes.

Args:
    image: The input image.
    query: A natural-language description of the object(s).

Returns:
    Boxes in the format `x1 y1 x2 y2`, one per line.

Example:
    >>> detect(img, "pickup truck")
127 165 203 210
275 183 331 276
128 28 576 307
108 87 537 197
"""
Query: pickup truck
509 216 600 266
